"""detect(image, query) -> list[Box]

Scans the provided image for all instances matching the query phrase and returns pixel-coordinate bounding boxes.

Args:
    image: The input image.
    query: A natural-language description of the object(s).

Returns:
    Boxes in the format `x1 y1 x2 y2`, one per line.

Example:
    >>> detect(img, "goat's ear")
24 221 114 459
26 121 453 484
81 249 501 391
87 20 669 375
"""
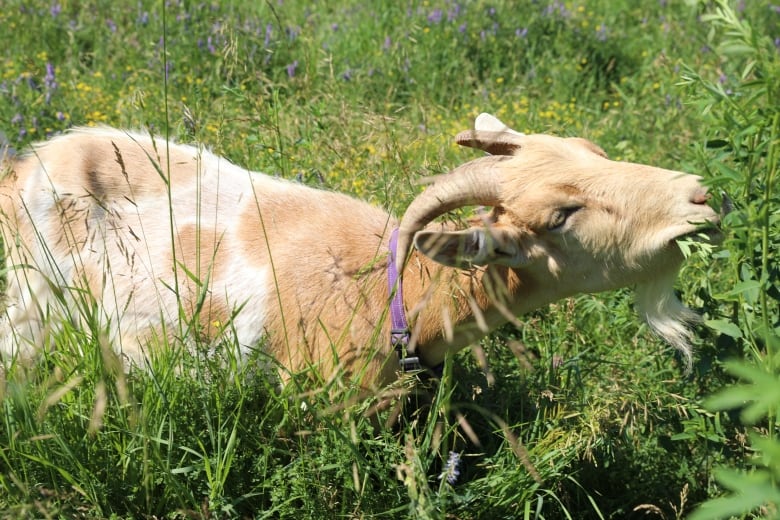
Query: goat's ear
455 113 525 156
414 227 529 268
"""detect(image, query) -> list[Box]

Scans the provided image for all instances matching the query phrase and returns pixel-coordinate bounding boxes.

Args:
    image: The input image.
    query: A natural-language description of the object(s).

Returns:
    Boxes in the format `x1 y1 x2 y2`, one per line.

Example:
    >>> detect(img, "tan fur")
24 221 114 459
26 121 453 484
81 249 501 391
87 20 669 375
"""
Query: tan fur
0 119 720 386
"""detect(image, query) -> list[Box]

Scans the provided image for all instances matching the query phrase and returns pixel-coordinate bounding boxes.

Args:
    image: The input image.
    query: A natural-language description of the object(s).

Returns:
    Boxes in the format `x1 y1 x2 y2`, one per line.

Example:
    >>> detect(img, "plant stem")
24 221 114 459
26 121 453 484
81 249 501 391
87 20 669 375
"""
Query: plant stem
764 111 779 453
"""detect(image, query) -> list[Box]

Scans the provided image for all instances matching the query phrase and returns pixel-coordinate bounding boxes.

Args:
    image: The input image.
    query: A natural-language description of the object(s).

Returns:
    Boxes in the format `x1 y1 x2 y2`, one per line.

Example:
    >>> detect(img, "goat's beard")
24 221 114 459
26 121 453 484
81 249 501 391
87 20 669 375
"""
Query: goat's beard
634 268 700 372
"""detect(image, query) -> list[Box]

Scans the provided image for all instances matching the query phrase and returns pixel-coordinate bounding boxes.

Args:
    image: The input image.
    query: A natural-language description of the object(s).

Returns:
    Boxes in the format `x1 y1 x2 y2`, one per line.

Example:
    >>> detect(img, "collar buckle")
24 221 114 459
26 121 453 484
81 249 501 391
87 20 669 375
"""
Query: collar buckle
399 355 422 372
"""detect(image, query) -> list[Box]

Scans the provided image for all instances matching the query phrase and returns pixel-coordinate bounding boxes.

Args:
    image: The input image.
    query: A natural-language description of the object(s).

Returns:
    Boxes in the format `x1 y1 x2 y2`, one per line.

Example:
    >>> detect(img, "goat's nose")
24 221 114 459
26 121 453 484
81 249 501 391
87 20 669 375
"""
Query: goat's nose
690 187 711 205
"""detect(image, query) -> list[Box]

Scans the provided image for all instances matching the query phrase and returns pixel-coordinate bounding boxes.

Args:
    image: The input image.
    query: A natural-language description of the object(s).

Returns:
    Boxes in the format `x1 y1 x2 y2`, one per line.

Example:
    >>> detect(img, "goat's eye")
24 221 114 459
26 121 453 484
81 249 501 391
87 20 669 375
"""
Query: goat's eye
548 206 582 231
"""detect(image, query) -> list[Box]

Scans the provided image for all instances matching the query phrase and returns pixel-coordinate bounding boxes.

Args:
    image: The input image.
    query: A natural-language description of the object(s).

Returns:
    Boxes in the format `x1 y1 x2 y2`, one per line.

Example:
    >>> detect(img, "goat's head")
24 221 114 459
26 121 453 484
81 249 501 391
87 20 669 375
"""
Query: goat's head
396 113 722 367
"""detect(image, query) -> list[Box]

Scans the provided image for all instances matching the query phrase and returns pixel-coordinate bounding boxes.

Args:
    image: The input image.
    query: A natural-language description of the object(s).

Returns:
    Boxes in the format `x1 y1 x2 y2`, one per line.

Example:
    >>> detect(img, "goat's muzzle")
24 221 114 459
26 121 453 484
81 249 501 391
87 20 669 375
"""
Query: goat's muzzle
679 191 731 245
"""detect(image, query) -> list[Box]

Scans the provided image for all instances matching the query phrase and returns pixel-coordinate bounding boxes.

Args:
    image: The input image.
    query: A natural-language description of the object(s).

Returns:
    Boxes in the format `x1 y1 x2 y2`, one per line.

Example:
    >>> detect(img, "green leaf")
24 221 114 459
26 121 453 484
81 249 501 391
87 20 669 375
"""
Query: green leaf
688 468 780 520
713 279 762 304
718 42 756 58
709 160 743 182
724 360 777 384
750 435 780 477
705 384 757 411
705 139 730 149
704 319 743 339
704 361 780 424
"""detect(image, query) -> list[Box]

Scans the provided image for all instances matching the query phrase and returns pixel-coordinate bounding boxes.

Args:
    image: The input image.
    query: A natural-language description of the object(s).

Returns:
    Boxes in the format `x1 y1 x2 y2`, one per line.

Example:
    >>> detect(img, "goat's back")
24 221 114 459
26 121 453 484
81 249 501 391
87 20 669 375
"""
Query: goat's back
0 128 395 376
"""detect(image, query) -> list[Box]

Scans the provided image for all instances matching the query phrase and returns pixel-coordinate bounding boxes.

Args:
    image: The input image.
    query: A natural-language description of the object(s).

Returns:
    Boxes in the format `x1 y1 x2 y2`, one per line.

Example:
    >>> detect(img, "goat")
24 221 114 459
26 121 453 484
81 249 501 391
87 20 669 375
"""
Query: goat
0 114 721 386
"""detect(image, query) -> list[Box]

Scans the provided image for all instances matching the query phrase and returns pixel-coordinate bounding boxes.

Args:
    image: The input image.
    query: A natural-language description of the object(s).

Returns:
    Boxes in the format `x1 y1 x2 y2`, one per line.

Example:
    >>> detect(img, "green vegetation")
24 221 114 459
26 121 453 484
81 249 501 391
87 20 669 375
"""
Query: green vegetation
0 0 778 518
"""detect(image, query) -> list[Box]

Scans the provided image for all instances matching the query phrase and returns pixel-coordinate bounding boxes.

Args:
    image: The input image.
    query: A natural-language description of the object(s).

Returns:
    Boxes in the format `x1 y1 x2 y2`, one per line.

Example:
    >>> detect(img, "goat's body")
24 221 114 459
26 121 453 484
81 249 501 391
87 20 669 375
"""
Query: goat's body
0 117 722 385
0 128 399 382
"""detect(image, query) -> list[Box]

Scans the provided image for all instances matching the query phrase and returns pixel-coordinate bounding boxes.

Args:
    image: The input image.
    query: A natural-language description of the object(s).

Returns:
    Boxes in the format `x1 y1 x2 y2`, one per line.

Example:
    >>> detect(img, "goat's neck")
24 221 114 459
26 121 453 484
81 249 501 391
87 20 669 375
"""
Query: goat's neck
401 253 543 367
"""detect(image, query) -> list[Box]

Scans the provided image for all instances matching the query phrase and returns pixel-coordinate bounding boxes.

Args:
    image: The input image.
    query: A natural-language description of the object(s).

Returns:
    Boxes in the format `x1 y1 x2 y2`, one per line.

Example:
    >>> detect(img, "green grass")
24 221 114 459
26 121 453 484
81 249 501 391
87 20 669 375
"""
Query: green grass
1 0 779 518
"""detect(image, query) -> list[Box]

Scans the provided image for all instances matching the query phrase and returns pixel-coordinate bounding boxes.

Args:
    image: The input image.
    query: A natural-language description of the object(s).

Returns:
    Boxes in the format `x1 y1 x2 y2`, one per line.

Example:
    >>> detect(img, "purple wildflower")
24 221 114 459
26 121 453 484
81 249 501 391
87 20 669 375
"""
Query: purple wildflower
428 9 443 24
458 22 467 33
11 113 23 125
448 4 461 21
383 35 392 50
544 1 569 17
772 5 780 14
106 18 117 32
775 37 780 51
341 68 353 81
44 63 57 89
44 62 57 104
286 60 298 78
515 27 528 38
50 2 61 17
718 73 733 95
439 451 461 485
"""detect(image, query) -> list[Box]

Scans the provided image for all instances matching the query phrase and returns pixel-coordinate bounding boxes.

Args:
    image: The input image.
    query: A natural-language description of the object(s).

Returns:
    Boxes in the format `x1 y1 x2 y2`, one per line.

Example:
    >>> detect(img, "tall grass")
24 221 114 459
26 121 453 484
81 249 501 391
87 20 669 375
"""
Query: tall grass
1 0 778 518
679 1 780 518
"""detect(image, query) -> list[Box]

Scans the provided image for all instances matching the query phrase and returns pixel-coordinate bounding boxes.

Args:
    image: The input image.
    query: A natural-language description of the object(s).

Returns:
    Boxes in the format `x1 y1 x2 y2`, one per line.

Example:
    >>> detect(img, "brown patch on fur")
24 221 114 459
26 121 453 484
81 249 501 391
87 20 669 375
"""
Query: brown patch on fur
30 129 204 202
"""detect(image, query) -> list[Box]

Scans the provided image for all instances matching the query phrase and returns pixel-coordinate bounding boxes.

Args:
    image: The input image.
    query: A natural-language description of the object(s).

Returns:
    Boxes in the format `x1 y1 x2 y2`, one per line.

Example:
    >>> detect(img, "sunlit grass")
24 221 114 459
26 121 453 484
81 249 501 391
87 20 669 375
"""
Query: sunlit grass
1 0 778 518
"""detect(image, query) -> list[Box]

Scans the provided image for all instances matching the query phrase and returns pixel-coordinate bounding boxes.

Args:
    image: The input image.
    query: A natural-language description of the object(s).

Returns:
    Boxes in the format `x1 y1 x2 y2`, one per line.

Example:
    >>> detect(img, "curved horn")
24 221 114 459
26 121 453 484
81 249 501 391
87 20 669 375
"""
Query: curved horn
395 155 510 272
454 113 525 156
455 129 524 156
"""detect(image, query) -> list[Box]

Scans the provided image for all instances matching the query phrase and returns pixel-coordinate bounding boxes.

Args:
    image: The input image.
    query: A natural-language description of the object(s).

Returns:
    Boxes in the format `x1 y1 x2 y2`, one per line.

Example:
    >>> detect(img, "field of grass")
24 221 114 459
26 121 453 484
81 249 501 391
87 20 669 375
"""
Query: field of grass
0 0 778 518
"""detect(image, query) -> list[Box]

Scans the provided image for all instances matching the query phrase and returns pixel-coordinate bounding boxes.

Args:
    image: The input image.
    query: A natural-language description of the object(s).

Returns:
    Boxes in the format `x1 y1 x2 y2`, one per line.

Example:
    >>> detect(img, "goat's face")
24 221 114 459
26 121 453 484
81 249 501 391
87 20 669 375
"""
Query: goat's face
487 135 717 292
398 113 722 366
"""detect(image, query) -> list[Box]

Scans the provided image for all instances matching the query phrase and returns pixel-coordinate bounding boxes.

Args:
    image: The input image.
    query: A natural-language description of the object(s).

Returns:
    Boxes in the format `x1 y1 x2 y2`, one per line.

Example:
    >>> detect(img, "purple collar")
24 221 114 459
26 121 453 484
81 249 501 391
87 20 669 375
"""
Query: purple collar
387 228 420 372
388 229 444 377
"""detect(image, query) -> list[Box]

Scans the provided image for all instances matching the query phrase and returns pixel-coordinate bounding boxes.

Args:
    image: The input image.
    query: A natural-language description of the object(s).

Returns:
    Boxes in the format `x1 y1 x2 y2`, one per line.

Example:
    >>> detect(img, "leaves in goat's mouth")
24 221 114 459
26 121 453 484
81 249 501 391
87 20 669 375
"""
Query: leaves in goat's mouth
676 231 718 259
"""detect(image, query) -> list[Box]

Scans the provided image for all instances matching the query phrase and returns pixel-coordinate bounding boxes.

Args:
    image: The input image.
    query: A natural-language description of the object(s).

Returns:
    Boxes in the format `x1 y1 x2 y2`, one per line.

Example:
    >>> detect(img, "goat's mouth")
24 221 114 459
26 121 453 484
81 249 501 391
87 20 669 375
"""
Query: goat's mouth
660 218 722 250
671 194 731 246
674 222 723 244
